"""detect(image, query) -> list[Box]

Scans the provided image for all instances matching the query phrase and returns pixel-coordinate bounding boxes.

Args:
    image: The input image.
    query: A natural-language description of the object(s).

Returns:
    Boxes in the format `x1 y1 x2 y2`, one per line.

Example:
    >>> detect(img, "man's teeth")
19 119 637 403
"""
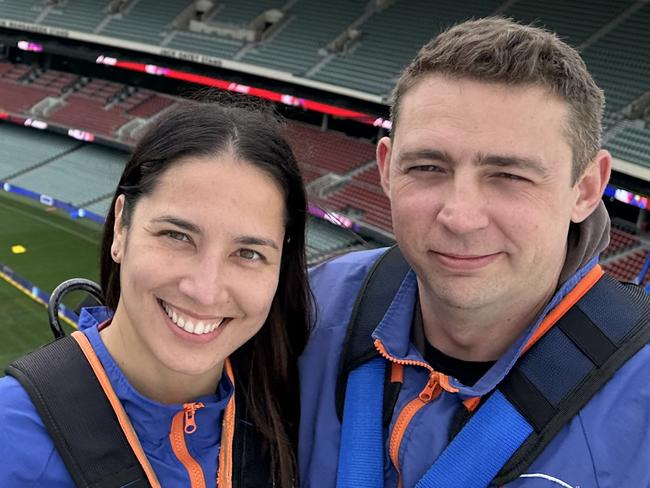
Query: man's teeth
162 302 224 335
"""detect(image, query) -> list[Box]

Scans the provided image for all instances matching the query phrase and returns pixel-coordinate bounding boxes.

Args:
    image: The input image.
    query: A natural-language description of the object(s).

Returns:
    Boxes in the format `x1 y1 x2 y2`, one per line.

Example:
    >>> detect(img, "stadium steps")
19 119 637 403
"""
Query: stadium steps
347 159 377 179
579 0 646 50
238 0 368 75
0 0 41 23
502 0 635 47
85 197 113 217
39 0 111 33
78 191 114 210
304 0 377 79
310 0 503 95
3 142 84 181
305 216 370 264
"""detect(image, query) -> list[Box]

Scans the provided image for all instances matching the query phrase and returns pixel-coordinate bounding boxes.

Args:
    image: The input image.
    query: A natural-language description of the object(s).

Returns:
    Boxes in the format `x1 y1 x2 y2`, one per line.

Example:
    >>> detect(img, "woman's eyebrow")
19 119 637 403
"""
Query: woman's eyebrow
152 217 280 249
151 216 202 234
234 236 280 250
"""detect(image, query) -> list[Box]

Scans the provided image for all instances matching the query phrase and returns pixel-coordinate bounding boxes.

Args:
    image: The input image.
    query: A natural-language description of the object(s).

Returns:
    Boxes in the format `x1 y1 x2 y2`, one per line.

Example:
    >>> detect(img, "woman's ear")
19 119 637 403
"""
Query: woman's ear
111 195 126 263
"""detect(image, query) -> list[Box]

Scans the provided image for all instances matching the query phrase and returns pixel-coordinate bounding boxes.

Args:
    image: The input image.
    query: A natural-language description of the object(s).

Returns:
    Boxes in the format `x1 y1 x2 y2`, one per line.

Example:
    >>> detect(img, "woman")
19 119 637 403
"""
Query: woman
0 101 311 487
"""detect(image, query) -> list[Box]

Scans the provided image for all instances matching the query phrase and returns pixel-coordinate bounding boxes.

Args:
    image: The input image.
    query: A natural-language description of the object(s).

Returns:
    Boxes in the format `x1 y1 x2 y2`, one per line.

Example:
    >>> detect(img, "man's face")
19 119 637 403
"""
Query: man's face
378 75 600 314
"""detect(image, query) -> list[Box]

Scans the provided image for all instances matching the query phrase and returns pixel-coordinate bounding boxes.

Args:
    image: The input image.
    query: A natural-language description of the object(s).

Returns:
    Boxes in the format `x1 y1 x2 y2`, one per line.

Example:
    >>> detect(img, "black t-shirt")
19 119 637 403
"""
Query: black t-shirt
412 301 495 387
423 340 495 387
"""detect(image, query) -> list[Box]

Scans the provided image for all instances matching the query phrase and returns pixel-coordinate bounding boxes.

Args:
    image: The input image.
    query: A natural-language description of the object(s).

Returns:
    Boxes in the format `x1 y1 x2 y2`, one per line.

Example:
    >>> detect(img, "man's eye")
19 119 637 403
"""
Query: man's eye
238 248 263 261
496 173 529 182
163 231 190 242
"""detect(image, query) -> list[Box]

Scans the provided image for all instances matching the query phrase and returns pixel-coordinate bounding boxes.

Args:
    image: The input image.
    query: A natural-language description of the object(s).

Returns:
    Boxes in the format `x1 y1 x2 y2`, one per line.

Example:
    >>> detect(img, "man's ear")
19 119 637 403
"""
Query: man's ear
571 149 612 223
377 136 392 197
111 195 126 263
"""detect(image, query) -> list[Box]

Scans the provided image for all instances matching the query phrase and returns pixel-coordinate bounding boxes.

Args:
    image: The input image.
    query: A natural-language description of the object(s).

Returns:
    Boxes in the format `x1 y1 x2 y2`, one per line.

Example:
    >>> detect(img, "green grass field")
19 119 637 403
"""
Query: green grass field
0 191 102 374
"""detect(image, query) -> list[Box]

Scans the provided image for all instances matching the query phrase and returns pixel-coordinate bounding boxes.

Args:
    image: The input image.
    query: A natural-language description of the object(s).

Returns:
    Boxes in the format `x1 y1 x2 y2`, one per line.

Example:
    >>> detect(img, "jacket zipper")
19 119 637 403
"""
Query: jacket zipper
375 339 458 488
170 402 207 488
371 265 604 487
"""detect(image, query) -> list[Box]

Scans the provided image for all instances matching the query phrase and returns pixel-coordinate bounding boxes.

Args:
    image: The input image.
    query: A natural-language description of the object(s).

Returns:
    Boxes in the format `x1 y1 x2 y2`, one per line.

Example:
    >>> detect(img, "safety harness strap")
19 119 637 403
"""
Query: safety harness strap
336 248 650 488
7 333 275 488
415 390 533 488
230 344 275 488
493 276 650 485
6 335 150 488
336 358 386 488
335 246 410 417
335 246 410 488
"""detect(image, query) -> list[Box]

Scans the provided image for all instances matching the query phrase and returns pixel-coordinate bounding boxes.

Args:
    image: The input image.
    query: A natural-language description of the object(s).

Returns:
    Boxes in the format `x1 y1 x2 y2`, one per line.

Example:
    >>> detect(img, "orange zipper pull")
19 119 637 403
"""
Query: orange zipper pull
419 372 442 402
183 402 205 434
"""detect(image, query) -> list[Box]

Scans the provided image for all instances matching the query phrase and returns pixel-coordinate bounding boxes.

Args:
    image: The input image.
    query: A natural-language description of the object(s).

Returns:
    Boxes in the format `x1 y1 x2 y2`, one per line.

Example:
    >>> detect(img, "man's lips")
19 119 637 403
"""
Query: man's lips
429 251 501 270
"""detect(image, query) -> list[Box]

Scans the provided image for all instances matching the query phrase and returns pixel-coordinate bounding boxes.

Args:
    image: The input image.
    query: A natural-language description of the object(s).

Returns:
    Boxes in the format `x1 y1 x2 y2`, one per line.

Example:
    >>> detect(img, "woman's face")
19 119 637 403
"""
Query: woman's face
110 153 286 380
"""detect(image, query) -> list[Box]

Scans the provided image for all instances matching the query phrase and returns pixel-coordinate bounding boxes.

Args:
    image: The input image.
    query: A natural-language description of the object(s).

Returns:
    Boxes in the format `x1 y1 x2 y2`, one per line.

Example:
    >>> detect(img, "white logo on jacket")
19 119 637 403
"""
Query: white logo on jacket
519 473 576 487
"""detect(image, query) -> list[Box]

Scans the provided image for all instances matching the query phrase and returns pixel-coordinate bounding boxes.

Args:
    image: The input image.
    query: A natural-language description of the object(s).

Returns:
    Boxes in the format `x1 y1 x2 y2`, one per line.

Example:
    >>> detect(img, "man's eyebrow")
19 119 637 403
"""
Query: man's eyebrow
476 153 550 176
396 148 453 164
151 216 202 234
234 236 280 250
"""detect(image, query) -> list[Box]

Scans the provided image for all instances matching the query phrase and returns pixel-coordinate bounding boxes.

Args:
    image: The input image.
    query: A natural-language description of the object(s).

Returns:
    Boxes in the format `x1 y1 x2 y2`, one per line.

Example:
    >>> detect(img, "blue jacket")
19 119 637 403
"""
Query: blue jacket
299 248 650 488
0 307 232 487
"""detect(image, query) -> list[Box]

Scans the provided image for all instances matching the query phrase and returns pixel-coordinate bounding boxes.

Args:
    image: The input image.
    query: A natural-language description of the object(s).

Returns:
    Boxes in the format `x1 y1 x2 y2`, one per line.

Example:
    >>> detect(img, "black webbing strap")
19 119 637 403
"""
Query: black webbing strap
493 275 650 485
335 246 410 423
6 336 151 488
230 343 274 488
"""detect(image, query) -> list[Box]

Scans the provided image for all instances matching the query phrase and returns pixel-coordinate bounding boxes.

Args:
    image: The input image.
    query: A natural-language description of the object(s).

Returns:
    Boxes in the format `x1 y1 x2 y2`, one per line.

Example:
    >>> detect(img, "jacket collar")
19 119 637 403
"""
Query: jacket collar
371 256 600 398
77 307 233 445
78 306 113 330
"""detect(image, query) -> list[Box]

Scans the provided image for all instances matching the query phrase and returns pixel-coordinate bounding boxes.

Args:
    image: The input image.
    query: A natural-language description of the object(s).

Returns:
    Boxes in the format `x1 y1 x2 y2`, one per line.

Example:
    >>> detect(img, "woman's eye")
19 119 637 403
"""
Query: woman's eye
238 248 263 261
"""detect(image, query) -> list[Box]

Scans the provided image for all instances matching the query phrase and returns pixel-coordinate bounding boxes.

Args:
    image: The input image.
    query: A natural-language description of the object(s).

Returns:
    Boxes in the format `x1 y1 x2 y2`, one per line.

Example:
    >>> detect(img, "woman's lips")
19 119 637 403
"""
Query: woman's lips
158 299 229 344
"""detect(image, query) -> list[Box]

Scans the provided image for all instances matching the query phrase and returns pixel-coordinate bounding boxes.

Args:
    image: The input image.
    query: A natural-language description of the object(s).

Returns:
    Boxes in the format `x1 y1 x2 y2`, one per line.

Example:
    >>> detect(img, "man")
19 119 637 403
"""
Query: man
299 18 650 488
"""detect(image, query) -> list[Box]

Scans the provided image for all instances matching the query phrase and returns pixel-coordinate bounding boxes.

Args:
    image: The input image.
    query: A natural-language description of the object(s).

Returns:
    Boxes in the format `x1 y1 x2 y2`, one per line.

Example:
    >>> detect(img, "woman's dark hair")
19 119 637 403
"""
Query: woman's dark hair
100 100 311 487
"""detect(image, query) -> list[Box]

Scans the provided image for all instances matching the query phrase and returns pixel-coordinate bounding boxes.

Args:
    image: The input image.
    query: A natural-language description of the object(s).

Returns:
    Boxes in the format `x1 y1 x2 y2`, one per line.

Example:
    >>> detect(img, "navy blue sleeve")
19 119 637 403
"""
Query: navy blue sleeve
0 375 74 486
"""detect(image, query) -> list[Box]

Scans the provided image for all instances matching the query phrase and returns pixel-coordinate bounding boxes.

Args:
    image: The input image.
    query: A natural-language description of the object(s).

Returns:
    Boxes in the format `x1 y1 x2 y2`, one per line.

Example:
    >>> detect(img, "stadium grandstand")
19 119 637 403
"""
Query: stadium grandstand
1 0 650 371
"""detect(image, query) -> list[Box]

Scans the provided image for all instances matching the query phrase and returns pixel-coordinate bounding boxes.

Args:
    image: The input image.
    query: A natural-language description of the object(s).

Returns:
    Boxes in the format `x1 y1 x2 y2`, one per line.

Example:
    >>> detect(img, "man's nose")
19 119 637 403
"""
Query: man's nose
435 178 489 235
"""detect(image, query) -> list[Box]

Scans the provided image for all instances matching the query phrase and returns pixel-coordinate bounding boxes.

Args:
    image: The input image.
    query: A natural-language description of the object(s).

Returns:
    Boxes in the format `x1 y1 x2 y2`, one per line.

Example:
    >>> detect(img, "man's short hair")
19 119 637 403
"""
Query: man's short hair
390 17 604 183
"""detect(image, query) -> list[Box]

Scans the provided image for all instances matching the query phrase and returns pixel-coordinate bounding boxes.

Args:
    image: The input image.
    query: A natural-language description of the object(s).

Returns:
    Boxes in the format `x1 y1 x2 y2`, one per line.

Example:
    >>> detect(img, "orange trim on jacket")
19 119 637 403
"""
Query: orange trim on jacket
522 264 604 354
217 358 236 488
71 331 162 488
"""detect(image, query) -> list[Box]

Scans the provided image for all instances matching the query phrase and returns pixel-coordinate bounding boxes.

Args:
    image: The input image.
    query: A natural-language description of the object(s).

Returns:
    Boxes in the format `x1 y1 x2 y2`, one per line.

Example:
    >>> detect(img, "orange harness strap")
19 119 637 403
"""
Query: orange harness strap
71 331 162 488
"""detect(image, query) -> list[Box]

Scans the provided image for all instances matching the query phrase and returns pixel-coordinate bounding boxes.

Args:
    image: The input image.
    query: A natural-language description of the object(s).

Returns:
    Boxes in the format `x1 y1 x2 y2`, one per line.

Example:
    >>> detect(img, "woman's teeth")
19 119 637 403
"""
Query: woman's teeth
162 301 224 335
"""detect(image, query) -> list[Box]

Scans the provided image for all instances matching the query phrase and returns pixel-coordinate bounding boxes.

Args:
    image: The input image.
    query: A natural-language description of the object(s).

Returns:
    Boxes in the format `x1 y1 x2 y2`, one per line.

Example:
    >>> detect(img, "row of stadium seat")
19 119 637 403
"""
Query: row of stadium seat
603 226 642 258
3 0 647 102
4 55 650 236
3 1 649 172
0 121 373 263
603 248 650 284
3 118 650 268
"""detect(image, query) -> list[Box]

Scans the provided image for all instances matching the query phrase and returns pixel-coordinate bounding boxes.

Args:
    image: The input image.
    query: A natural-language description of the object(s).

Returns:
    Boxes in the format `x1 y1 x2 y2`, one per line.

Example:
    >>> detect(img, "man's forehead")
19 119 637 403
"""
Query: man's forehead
396 75 565 120
392 75 572 148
